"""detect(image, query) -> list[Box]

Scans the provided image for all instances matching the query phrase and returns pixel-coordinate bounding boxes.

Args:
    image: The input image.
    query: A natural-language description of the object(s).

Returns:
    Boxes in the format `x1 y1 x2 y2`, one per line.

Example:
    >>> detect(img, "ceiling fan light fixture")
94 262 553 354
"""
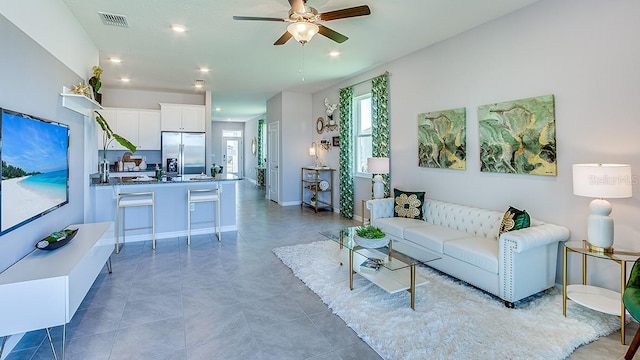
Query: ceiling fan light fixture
287 22 319 44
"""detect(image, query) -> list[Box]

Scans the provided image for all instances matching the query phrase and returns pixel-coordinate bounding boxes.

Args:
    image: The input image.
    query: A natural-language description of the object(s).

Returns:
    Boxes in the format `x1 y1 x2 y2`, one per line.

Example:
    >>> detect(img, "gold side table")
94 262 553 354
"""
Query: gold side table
563 240 640 344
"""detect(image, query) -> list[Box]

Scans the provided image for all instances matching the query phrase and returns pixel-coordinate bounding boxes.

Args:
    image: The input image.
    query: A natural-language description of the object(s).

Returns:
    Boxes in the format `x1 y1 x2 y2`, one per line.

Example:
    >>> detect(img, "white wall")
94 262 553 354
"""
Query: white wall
312 0 640 288
100 88 205 109
243 115 263 182
0 0 98 80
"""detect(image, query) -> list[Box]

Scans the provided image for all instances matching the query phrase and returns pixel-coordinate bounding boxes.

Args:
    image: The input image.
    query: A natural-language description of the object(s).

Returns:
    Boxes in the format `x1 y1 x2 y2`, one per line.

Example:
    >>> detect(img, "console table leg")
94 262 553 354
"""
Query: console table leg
45 326 59 360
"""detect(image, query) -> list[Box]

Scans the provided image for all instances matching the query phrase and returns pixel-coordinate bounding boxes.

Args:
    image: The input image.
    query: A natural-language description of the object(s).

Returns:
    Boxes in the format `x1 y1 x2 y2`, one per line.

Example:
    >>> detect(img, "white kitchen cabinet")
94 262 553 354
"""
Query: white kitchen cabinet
96 108 161 151
160 103 205 132
137 110 161 150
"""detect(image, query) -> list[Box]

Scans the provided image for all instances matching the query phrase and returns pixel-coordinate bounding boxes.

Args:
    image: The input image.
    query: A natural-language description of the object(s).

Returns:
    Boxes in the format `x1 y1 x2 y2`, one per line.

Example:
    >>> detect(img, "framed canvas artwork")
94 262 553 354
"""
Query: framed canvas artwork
418 107 466 170
478 94 556 176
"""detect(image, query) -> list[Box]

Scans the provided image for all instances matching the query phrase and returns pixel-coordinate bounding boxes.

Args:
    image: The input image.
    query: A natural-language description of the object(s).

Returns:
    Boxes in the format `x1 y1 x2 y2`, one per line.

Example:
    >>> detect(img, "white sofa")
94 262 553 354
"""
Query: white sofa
367 198 570 307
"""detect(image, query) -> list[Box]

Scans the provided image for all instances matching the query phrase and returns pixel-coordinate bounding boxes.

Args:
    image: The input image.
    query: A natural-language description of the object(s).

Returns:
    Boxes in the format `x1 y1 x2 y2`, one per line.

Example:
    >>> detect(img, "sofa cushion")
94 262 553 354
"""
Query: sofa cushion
498 206 531 238
404 224 470 253
443 237 499 274
393 189 425 219
373 217 424 238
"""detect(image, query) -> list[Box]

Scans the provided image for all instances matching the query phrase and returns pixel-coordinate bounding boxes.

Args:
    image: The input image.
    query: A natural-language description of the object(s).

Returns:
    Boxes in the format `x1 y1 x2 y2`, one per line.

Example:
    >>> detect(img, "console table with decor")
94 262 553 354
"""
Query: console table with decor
0 222 114 360
563 240 640 344
301 167 335 212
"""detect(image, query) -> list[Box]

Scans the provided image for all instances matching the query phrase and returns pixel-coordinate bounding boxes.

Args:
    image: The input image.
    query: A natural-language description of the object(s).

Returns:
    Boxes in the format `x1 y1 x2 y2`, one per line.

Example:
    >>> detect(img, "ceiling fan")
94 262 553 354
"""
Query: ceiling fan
233 0 371 45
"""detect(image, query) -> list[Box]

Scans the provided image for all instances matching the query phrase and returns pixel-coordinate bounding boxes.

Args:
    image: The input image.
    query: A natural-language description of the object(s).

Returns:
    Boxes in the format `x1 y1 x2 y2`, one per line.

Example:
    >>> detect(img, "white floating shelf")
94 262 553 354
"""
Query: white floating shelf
60 86 102 116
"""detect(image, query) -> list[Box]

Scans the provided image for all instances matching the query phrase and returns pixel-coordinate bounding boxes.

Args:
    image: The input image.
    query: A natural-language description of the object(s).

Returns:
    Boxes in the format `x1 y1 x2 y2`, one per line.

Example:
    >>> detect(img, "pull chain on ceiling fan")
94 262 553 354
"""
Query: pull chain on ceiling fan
233 0 371 45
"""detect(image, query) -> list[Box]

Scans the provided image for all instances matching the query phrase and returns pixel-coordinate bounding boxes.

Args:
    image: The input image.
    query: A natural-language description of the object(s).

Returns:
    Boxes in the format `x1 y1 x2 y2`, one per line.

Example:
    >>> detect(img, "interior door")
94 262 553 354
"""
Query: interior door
222 137 242 176
267 122 279 203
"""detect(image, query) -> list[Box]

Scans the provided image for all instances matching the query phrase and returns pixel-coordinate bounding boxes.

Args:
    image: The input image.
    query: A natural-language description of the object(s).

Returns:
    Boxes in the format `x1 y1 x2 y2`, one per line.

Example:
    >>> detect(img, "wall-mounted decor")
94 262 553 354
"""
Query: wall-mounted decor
332 136 340 147
478 94 556 176
418 107 466 170
316 117 325 134
324 98 339 131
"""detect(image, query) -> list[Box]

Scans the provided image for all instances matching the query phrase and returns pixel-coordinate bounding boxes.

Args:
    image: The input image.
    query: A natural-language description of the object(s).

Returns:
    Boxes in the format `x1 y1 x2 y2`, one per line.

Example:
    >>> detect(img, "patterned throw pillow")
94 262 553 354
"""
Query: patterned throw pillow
498 206 531 237
393 189 425 219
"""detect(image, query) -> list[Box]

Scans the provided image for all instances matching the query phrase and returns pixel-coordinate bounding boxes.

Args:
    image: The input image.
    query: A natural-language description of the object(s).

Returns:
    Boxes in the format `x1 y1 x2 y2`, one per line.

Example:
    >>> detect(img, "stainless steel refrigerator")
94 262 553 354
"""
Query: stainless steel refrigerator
161 132 206 175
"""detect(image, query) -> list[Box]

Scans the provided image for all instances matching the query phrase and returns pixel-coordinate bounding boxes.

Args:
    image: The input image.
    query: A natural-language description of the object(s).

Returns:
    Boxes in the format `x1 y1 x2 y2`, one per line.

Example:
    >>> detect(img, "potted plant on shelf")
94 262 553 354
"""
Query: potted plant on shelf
95 110 137 182
354 225 389 248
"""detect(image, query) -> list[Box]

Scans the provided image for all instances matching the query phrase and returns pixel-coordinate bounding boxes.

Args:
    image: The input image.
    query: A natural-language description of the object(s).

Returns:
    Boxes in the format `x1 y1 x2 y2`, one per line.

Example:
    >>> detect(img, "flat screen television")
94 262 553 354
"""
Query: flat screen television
0 107 70 235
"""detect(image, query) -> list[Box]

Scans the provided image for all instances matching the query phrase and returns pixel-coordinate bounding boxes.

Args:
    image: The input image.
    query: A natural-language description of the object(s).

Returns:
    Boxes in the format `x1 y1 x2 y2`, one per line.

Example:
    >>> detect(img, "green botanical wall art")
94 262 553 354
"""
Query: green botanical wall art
418 107 466 170
478 94 556 176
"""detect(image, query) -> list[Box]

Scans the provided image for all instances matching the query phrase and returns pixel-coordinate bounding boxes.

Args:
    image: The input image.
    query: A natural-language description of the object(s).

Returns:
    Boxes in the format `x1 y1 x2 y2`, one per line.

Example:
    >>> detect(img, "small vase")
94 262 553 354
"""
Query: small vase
139 156 147 170
99 159 110 183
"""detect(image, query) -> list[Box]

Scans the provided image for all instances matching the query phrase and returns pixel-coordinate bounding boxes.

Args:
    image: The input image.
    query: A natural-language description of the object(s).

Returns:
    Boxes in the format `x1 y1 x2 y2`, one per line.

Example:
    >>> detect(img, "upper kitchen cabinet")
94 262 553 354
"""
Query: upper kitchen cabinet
97 108 161 151
160 103 205 132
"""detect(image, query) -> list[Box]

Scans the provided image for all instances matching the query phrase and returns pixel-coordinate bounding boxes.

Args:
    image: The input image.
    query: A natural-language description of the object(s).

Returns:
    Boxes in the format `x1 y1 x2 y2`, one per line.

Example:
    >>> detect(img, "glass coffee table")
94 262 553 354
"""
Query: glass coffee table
321 226 440 310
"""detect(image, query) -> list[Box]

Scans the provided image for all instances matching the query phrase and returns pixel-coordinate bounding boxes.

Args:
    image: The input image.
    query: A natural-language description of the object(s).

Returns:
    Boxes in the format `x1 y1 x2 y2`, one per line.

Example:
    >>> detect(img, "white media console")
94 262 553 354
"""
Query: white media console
0 222 114 360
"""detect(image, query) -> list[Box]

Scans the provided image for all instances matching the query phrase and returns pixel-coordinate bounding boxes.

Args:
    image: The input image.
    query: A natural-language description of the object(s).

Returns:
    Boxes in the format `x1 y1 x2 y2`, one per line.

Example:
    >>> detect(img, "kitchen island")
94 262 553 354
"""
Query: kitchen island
89 173 240 247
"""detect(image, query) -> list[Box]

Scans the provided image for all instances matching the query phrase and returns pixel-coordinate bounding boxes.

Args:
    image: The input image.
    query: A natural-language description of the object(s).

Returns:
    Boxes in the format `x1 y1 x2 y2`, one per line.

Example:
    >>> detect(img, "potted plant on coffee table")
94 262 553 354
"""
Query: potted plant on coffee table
354 225 389 248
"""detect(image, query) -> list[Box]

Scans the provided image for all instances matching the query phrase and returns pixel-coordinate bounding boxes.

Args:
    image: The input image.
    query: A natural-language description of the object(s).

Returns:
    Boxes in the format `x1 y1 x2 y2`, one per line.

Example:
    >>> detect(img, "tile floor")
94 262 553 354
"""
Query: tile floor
4 180 638 359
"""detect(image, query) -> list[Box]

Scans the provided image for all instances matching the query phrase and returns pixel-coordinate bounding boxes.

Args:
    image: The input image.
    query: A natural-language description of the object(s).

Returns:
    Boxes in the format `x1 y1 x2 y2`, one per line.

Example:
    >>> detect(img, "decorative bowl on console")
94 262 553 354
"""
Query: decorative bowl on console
36 228 78 250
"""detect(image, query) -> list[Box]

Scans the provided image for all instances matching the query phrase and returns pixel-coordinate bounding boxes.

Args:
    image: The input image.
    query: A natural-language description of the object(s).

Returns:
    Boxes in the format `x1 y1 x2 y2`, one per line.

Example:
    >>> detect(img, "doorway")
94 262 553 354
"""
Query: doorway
222 129 243 177
267 122 279 203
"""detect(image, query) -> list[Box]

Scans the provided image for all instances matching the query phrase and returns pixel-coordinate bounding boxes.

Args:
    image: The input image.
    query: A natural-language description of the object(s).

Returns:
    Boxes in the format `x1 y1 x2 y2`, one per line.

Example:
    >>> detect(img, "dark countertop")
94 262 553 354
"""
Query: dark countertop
90 173 242 186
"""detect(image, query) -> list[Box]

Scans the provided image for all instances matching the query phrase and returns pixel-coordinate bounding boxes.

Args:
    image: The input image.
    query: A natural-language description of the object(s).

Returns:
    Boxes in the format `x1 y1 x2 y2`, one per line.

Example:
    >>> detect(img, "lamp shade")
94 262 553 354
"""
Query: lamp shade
367 157 389 175
309 146 316 157
287 22 319 44
572 163 632 199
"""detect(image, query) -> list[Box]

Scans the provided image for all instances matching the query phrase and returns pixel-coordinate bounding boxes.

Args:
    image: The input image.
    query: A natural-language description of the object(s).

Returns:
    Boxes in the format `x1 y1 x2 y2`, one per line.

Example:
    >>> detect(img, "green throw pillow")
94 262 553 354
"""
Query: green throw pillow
498 206 531 237
393 189 425 219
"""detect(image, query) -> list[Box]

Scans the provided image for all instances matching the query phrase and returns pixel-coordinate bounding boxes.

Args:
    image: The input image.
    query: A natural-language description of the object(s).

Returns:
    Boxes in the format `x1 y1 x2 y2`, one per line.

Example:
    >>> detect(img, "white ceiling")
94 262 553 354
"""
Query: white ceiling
61 0 538 121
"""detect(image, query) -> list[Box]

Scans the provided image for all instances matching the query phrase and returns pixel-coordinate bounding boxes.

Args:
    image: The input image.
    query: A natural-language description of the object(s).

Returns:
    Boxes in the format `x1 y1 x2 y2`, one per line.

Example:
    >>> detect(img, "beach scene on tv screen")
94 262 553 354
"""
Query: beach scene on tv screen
1 112 68 232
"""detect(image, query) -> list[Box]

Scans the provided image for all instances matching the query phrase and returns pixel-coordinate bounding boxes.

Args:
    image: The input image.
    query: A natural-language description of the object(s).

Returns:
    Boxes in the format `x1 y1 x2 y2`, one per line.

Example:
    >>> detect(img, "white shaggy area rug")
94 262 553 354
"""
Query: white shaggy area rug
273 240 622 360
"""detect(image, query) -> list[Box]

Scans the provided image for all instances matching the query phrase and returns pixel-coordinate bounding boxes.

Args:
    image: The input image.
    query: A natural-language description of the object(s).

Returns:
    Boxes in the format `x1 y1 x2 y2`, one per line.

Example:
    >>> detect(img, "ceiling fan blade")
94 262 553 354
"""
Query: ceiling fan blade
318 25 348 43
319 5 371 22
274 31 293 45
288 0 305 13
233 16 286 22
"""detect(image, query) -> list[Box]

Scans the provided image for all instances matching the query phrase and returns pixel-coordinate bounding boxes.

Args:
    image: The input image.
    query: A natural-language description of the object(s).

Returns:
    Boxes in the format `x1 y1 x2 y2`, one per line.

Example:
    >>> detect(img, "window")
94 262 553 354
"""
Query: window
354 94 372 177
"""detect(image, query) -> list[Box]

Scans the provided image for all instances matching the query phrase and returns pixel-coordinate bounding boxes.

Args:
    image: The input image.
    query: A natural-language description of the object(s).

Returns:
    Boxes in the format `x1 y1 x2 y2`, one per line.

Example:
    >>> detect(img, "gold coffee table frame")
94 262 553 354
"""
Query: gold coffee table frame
322 227 440 310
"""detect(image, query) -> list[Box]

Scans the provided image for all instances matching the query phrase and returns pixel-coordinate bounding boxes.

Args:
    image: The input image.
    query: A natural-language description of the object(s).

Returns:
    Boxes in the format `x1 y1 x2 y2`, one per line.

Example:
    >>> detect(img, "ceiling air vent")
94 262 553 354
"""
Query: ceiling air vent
98 12 129 28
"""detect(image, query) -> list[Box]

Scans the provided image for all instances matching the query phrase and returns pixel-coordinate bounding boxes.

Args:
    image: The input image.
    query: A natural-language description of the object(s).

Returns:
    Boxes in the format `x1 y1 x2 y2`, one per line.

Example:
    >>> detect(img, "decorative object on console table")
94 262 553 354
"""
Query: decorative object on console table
572 163 632 253
35 228 78 250
309 142 320 167
367 157 389 199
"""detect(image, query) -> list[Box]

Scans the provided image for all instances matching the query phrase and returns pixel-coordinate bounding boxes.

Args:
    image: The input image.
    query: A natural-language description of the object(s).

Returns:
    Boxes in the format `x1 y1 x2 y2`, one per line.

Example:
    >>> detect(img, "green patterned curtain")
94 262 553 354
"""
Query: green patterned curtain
339 87 354 218
371 74 390 198
257 119 264 166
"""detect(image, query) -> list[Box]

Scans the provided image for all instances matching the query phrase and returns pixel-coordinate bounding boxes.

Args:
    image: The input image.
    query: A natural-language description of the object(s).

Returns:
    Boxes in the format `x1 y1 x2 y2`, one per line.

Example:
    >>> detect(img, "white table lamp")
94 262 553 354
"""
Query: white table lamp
572 163 632 253
309 142 319 167
367 157 389 199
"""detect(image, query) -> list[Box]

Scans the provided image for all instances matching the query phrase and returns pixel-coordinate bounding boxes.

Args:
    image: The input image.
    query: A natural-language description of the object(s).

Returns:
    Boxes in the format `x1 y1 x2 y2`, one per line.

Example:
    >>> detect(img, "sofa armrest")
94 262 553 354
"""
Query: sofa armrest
366 198 395 223
499 223 570 253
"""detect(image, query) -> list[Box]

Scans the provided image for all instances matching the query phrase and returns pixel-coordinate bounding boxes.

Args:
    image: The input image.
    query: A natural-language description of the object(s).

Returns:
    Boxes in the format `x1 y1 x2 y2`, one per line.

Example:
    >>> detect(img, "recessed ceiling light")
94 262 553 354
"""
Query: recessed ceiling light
109 58 122 63
199 67 210 73
194 79 205 88
171 24 186 33
120 77 130 82
329 51 340 57
215 107 221 111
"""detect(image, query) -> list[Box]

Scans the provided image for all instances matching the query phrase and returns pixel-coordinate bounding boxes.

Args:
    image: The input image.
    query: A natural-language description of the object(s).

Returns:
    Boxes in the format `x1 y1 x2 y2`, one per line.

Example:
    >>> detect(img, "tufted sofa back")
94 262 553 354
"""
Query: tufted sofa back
424 199 503 239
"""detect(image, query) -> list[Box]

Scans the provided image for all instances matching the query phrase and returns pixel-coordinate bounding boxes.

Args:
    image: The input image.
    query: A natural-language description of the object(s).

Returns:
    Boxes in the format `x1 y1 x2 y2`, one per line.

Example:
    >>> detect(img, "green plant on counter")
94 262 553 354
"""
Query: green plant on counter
355 225 386 239
95 110 137 154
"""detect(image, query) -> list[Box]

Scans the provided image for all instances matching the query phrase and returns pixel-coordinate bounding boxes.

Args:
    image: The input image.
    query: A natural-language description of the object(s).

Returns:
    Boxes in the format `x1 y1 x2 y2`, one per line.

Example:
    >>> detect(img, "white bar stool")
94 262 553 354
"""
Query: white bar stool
115 191 155 253
187 187 221 245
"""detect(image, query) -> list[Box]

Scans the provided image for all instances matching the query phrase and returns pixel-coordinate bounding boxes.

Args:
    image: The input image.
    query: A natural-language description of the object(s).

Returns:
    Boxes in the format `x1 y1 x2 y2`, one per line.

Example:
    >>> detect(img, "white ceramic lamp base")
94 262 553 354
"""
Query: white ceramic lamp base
372 174 384 199
587 198 614 253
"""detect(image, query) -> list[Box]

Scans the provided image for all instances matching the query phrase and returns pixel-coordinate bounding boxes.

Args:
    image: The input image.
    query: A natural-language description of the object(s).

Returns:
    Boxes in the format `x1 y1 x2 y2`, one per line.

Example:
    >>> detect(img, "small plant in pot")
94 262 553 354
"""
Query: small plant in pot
354 225 389 248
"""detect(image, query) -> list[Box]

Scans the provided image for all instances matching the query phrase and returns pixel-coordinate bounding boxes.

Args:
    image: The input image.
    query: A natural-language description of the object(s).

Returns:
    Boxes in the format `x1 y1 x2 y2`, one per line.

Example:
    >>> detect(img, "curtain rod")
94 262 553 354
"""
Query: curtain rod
340 71 389 90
